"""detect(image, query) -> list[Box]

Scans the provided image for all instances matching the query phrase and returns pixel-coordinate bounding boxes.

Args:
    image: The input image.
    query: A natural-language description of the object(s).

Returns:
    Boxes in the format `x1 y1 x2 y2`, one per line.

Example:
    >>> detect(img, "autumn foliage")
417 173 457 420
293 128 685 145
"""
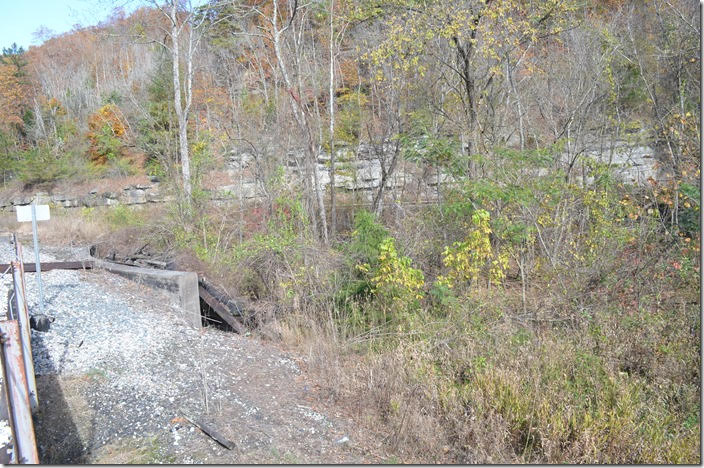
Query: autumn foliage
0 62 29 133
86 104 128 164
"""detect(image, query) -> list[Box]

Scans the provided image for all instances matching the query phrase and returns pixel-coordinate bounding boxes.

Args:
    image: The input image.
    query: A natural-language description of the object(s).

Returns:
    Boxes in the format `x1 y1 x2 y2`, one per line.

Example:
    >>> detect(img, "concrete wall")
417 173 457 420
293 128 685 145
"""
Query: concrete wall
93 260 201 329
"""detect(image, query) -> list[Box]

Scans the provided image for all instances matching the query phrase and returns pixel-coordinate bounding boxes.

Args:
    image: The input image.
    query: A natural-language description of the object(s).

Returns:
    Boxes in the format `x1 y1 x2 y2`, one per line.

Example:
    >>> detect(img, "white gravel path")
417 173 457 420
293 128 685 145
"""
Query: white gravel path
0 238 363 464
0 242 186 377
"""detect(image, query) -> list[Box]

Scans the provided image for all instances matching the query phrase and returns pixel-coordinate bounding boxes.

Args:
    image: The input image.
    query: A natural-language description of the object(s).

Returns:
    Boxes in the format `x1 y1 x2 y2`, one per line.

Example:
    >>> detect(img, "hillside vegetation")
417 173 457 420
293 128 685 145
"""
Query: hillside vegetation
0 0 700 463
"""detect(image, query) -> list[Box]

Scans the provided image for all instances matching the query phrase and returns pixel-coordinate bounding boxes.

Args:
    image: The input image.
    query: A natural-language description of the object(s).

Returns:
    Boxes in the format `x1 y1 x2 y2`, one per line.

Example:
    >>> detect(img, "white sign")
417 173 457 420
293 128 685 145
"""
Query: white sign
15 205 50 223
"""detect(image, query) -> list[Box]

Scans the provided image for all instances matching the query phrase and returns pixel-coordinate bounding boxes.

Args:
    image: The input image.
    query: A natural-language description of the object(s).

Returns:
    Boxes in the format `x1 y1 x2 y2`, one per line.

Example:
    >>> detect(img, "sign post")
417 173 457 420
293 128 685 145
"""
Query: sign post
30 201 44 315
15 198 50 316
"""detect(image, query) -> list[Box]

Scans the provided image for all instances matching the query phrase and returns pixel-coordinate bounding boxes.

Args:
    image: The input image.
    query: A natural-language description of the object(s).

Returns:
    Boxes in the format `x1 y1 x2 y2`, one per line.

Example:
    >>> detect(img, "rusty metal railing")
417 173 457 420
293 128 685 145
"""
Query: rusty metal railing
0 235 40 464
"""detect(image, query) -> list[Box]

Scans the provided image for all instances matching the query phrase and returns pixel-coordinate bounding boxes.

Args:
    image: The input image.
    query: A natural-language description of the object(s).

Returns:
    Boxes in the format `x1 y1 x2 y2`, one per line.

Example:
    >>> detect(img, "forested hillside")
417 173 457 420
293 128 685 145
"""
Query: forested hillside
0 0 700 463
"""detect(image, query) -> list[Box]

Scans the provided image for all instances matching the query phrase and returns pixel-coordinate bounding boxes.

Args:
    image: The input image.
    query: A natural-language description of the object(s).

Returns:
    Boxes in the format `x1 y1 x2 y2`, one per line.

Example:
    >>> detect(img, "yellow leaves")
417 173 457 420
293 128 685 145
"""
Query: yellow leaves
89 104 126 137
365 237 425 302
87 103 128 164
537 214 552 227
43 97 67 116
440 209 506 289
490 251 510 284
192 139 208 156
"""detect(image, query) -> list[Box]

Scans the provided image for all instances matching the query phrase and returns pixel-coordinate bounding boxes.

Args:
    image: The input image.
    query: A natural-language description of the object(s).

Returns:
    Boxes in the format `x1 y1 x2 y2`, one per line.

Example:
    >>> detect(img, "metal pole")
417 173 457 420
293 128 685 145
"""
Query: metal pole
11 262 37 411
31 200 44 316
0 320 40 464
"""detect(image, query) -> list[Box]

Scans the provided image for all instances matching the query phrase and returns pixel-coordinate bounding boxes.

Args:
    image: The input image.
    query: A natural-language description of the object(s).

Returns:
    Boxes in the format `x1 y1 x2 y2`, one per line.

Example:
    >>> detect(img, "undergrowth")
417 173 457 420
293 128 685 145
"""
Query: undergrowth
154 151 700 464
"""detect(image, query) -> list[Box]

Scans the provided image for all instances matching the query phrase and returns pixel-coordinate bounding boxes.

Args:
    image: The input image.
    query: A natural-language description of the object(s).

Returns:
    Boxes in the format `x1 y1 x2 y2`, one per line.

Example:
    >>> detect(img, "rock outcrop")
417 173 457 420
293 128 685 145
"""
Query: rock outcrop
0 140 662 212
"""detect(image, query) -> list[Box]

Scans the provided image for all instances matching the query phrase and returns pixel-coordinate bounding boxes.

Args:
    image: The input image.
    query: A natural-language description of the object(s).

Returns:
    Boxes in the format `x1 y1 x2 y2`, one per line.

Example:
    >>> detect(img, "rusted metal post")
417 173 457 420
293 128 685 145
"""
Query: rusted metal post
11 262 37 411
13 233 20 264
0 348 14 464
0 320 39 464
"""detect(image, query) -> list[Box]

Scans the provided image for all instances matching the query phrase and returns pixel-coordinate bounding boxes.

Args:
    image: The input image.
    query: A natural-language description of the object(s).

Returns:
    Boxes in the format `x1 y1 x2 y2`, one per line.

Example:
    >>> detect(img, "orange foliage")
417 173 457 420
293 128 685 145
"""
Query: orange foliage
86 103 128 164
0 63 30 133
339 59 360 88
41 97 67 117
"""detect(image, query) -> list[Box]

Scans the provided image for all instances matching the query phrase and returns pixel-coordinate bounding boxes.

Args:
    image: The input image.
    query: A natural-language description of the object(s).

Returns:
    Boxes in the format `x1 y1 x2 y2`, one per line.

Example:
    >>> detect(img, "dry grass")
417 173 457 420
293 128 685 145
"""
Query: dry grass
295 290 700 463
89 436 167 464
0 203 166 249
254 211 701 464
34 376 95 464
0 210 109 247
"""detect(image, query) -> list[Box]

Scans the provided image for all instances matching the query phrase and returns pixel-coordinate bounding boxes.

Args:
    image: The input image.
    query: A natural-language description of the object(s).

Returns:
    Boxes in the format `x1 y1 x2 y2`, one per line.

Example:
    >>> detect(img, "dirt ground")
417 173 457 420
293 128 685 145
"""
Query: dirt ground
33 333 375 464
16 258 384 464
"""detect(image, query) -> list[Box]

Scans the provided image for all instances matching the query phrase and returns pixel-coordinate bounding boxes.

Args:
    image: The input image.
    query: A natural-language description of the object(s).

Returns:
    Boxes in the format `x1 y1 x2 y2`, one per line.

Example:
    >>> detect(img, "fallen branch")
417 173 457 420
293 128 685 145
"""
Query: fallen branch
179 410 236 450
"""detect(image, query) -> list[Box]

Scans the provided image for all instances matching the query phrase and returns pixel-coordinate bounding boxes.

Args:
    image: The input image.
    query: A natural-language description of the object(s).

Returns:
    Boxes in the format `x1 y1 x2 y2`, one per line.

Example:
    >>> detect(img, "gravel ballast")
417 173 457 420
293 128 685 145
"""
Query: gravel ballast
0 239 367 464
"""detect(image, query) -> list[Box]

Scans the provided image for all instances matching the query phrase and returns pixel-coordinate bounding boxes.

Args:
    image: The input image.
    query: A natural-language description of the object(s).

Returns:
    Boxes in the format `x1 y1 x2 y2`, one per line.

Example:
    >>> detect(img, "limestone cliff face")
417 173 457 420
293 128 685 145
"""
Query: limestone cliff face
0 140 660 212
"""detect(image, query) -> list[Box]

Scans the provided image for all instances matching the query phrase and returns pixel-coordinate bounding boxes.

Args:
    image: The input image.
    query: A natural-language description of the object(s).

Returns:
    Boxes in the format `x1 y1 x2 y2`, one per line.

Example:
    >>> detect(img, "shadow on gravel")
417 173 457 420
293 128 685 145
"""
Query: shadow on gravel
31 333 88 464
41 283 82 310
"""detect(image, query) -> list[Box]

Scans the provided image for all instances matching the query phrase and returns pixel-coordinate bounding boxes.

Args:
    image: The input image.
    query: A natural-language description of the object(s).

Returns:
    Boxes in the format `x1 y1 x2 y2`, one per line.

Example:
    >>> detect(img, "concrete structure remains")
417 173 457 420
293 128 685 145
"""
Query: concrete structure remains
93 260 201 329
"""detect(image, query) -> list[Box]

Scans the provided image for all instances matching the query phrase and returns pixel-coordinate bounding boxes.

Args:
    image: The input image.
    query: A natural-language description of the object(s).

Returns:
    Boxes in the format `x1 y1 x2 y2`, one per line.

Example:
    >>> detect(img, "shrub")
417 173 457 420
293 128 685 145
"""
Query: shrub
346 209 389 265
437 209 508 290
366 236 425 302
334 210 390 311
107 205 144 228
352 236 425 333
87 103 128 165
13 144 91 185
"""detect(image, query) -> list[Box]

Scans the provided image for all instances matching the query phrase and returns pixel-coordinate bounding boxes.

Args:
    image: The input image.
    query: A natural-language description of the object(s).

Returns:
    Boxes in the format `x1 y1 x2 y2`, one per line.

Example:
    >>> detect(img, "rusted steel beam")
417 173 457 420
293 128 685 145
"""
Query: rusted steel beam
13 233 20 263
0 320 39 464
0 360 14 464
0 261 94 273
11 262 37 412
198 285 246 334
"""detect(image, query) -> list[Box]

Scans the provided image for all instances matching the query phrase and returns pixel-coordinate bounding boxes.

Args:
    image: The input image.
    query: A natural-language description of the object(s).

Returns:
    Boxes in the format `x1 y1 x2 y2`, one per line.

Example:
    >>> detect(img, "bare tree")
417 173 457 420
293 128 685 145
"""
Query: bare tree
141 0 207 202
328 0 336 239
134 0 234 204
264 0 329 243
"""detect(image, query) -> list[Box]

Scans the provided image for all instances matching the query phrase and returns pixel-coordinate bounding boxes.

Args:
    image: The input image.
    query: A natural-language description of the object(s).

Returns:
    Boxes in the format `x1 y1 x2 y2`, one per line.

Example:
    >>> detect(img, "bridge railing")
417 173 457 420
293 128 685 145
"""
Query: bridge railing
0 235 40 464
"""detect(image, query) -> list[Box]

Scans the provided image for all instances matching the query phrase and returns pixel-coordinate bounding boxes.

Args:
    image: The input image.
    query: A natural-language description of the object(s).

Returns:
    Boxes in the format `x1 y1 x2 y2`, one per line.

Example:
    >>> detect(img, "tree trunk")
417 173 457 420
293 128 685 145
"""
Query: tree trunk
454 37 477 177
272 0 328 244
372 139 400 216
170 1 192 201
328 0 336 240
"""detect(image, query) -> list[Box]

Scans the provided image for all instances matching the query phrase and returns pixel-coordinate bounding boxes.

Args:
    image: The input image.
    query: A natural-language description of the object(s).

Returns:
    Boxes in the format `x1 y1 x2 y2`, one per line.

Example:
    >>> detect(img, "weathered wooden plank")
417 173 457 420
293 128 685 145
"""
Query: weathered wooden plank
198 286 247 334
199 279 247 317
0 261 94 273
180 411 236 450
